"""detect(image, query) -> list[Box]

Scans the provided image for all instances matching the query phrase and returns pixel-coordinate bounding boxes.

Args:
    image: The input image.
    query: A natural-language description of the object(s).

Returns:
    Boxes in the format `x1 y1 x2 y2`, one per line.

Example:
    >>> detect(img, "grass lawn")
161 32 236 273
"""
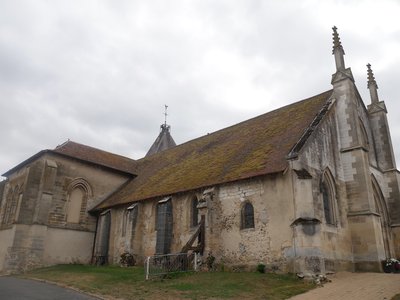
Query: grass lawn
20 265 314 300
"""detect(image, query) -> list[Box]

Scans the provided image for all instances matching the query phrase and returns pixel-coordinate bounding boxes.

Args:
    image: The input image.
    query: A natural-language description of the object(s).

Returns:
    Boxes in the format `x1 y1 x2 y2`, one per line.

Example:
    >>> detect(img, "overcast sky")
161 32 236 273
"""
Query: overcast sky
1 0 400 178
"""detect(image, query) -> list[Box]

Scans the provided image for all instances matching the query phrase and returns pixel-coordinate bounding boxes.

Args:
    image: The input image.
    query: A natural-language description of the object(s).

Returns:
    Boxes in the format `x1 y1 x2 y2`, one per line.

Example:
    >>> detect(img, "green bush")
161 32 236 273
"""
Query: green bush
257 263 266 273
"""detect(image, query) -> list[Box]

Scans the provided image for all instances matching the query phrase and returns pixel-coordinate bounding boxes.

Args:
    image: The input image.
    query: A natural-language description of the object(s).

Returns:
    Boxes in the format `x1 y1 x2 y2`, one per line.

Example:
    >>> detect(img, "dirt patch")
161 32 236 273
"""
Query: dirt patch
289 272 400 300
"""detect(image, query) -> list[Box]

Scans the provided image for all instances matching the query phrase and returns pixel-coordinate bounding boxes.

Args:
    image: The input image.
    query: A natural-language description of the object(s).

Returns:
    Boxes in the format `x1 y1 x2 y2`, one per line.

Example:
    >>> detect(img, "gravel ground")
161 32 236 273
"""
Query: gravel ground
289 272 400 300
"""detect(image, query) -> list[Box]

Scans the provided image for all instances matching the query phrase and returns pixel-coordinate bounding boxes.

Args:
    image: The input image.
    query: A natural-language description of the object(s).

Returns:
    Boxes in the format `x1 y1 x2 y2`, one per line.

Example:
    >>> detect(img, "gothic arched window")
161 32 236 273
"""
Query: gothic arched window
321 182 334 224
321 170 337 225
241 202 255 229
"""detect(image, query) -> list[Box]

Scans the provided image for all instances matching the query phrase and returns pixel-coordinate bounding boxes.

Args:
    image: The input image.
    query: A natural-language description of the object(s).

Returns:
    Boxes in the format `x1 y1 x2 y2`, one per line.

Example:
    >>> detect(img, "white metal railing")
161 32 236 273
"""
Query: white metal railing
145 252 199 280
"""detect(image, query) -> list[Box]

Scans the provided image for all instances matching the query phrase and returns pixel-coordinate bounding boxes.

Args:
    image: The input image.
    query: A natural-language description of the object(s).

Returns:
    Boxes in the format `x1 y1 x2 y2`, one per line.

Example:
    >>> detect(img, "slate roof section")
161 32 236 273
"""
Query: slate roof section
95 90 333 210
146 124 177 156
53 141 137 175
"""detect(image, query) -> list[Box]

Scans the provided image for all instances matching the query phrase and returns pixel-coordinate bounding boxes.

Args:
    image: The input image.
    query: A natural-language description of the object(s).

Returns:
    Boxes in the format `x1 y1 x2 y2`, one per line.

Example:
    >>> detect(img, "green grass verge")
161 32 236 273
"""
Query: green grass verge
20 264 314 300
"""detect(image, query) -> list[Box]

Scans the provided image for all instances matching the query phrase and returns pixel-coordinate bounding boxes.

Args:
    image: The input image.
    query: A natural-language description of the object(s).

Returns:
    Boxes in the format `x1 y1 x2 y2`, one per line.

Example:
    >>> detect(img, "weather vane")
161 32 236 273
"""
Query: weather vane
164 105 168 126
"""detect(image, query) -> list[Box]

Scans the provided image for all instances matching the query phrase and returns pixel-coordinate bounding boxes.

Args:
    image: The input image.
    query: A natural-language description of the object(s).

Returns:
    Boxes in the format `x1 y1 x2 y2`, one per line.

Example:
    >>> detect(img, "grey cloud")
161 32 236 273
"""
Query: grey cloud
1 0 400 177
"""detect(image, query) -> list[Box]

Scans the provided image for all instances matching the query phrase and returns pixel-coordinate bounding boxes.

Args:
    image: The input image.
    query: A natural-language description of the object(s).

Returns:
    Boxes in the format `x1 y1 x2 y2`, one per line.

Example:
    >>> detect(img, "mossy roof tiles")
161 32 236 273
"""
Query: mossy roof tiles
96 90 333 209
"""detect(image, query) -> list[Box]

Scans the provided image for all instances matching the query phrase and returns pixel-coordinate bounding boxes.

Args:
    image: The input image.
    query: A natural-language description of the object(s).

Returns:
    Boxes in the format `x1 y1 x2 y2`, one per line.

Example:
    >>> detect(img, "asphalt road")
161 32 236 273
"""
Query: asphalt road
0 277 99 300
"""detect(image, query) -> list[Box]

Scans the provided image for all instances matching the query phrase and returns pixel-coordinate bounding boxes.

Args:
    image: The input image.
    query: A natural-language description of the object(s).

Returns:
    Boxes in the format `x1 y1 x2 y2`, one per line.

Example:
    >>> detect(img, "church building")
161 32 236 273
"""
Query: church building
0 28 399 275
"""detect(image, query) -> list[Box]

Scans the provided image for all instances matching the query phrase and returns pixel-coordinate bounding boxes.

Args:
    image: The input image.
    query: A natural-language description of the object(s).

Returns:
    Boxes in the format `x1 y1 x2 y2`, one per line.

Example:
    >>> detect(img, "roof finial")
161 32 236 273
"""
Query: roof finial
332 26 346 71
161 105 171 132
367 63 379 104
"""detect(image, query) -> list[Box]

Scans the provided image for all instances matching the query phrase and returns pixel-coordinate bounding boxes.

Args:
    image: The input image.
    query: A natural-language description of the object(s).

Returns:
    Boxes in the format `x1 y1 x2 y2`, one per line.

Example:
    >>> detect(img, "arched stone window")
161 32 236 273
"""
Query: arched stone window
66 178 92 224
321 169 337 225
241 202 255 229
191 196 199 227
321 182 334 224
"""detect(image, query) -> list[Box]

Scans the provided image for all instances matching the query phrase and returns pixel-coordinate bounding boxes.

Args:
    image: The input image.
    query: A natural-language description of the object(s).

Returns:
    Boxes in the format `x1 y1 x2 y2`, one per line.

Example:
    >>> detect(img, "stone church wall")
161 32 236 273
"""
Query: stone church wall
292 102 354 273
109 192 204 265
0 153 131 273
44 226 94 265
108 173 296 272
42 153 131 231
212 175 295 271
0 180 5 207
291 90 399 272
0 226 15 272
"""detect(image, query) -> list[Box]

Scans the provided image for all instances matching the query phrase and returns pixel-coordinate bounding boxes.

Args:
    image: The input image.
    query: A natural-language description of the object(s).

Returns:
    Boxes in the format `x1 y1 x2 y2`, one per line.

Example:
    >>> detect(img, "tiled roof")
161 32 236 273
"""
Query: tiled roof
96 90 333 209
53 141 137 175
2 141 137 177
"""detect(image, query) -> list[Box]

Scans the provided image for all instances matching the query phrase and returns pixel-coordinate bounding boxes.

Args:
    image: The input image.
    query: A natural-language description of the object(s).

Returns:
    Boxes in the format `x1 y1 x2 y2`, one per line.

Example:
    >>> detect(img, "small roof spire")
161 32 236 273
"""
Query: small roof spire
145 105 177 156
332 26 346 71
367 63 378 89
367 63 379 104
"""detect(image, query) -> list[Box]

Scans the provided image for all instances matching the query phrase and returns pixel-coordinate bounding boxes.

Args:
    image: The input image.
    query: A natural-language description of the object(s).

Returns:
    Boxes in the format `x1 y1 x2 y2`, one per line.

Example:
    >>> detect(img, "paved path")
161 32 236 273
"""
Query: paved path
0 277 99 300
289 272 400 300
